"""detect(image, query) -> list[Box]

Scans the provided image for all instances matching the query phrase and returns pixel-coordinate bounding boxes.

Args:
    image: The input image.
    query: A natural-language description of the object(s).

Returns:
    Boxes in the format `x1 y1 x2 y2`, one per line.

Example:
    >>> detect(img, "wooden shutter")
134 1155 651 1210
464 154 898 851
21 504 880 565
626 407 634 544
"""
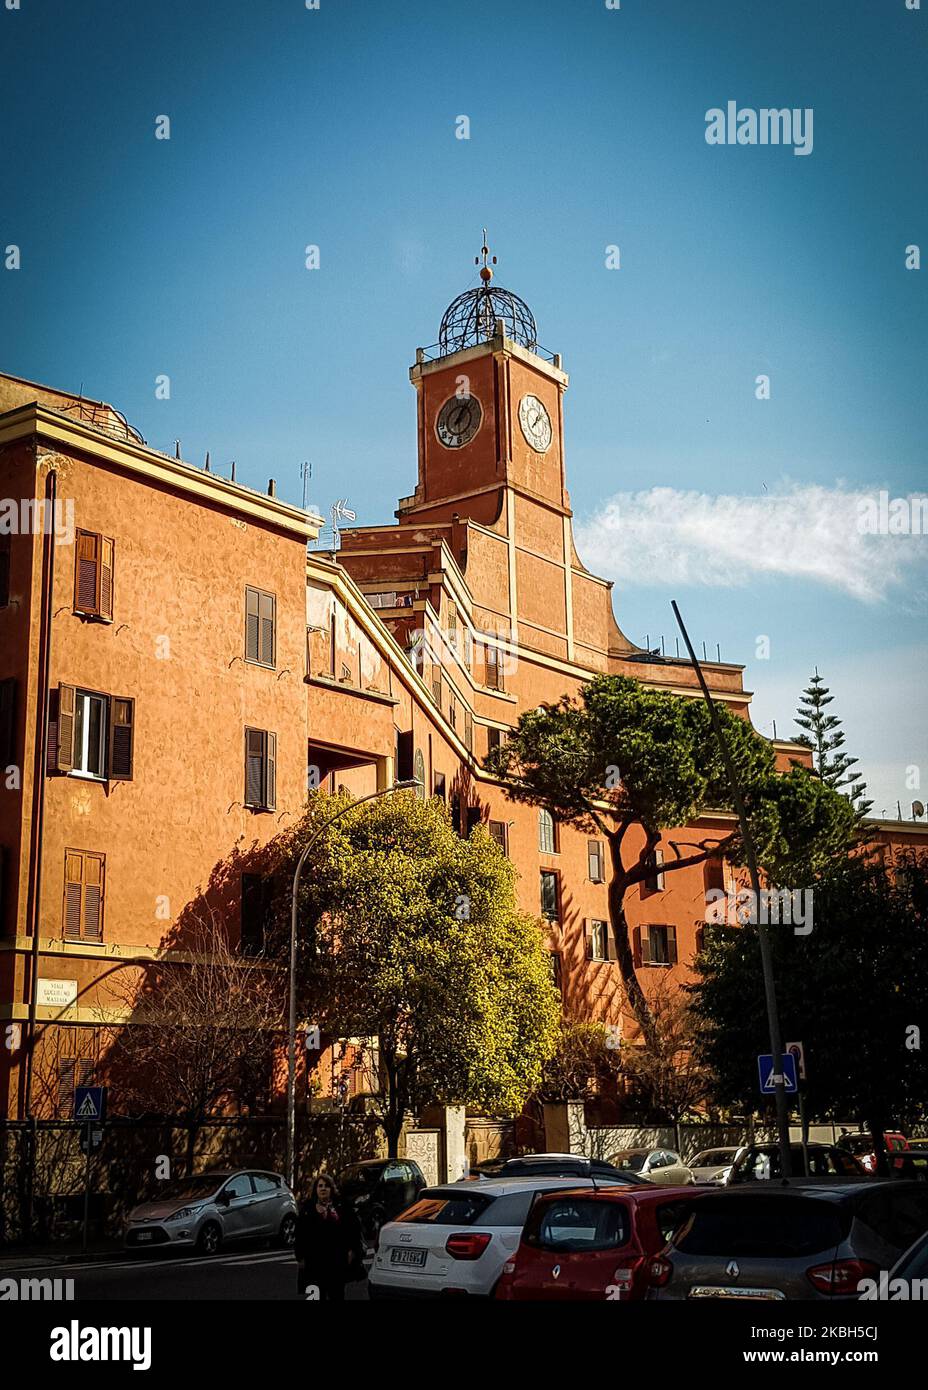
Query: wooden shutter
584 921 595 960
58 1058 76 1117
0 678 15 765
489 820 507 854
241 873 268 955
108 697 135 780
605 922 618 962
83 853 104 941
63 849 104 941
638 925 652 965
0 531 10 608
464 710 473 751
74 530 101 614
654 848 665 891
56 684 76 772
259 591 275 667
667 925 678 966
266 732 277 811
99 537 115 620
245 587 260 661
63 851 84 939
245 728 266 807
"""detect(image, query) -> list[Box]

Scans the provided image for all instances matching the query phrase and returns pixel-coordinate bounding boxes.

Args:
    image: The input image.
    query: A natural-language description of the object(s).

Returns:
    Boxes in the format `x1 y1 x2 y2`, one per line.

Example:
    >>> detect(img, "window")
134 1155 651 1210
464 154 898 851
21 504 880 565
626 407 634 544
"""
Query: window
640 924 677 966
433 772 446 802
485 643 502 691
538 808 558 854
63 850 105 941
52 685 135 781
450 795 461 834
540 869 560 921
588 839 605 883
413 748 426 797
0 531 10 608
704 856 725 895
57 1057 95 1118
464 710 473 752
466 806 481 836
489 820 508 855
251 1172 281 1193
449 695 458 732
643 847 665 894
222 1175 255 1201
245 586 276 667
0 679 15 766
396 729 414 781
548 951 563 996
486 727 502 757
244 728 277 811
586 919 614 962
73 530 114 620
241 873 271 955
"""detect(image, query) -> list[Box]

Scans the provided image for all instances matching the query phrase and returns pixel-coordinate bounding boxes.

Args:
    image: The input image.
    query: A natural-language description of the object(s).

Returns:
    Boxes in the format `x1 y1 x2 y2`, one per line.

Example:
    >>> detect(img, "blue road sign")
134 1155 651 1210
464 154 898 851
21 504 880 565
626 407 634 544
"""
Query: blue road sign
757 1053 798 1096
74 1086 106 1122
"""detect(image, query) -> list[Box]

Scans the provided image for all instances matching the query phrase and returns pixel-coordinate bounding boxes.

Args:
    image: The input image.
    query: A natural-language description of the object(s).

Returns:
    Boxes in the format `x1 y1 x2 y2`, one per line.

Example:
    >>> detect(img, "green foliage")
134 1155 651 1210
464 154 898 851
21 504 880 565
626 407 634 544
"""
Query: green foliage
794 669 873 817
690 852 928 1126
538 1019 622 1102
276 792 560 1133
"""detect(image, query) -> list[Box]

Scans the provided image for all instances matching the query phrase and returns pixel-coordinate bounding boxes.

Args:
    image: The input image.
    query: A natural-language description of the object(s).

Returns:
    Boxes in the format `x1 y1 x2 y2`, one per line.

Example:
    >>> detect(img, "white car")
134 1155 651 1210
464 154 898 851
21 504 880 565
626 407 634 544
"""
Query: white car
687 1147 741 1185
368 1176 615 1298
610 1149 696 1186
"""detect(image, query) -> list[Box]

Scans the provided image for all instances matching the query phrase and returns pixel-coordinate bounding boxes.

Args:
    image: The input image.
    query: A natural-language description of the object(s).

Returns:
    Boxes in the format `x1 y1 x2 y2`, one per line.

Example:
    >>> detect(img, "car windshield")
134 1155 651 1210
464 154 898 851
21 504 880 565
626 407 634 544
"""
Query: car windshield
340 1165 379 1187
612 1152 647 1172
692 1151 734 1167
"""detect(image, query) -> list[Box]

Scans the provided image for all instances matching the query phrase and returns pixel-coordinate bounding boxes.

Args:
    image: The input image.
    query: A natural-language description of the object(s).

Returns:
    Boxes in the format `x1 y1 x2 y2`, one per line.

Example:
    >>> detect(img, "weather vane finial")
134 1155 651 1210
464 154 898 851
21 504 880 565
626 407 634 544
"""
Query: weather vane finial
475 229 497 284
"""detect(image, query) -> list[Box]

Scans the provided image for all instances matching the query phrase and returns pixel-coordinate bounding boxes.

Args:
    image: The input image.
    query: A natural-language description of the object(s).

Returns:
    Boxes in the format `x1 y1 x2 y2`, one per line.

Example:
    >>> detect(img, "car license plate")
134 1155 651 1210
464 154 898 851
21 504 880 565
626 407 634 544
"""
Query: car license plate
136 1232 153 1242
390 1247 426 1268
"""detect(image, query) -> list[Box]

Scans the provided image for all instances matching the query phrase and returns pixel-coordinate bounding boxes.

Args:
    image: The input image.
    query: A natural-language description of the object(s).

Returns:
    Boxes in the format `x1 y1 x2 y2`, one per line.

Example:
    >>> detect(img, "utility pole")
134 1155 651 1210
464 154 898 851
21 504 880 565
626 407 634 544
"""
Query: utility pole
672 600 792 1180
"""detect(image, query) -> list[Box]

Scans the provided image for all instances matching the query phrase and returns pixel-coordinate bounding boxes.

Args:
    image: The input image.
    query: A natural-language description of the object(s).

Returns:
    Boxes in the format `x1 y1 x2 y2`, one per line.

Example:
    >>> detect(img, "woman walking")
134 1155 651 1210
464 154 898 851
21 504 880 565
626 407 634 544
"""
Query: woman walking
294 1173 363 1300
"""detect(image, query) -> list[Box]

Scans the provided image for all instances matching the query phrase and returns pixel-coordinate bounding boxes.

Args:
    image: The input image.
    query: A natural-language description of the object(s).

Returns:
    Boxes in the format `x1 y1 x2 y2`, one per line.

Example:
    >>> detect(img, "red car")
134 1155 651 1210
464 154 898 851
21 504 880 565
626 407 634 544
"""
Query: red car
494 1185 704 1301
838 1132 910 1174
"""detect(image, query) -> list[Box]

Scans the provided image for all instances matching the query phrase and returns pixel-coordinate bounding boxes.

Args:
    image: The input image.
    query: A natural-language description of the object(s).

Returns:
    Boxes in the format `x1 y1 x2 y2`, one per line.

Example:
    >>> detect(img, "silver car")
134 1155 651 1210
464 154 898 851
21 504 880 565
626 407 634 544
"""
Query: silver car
611 1149 695 1186
125 1169 298 1256
688 1148 741 1185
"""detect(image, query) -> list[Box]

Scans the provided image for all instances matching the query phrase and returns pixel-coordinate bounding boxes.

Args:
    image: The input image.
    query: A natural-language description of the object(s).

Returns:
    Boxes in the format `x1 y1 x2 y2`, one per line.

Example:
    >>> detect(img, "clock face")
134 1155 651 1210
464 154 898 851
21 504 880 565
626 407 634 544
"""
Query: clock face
436 394 482 448
519 393 553 453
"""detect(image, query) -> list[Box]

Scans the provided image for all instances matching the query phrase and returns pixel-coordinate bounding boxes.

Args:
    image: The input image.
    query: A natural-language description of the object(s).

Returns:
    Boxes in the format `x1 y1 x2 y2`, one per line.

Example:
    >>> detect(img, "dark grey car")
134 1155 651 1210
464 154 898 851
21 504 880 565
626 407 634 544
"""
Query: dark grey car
648 1182 928 1301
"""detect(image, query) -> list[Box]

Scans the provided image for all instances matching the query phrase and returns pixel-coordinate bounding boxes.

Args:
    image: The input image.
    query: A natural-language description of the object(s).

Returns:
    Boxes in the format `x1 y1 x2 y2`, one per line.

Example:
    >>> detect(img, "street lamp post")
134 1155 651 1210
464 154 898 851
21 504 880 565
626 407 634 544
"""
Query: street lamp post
286 779 420 1192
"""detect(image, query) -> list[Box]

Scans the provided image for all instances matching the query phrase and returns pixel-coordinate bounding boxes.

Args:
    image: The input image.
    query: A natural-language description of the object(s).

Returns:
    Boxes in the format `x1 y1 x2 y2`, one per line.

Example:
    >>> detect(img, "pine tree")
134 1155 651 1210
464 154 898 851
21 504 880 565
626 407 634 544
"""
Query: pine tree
794 669 873 818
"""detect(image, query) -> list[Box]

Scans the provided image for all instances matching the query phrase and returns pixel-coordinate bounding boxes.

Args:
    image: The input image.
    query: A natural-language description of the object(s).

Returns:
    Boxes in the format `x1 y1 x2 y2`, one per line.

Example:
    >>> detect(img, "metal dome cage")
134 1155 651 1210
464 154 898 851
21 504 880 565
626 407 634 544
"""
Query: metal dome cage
438 284 538 356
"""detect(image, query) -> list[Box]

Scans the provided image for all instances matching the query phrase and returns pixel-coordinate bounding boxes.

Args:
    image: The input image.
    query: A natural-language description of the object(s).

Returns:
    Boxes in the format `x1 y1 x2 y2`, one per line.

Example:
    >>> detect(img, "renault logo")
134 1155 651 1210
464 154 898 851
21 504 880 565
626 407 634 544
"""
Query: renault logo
726 1260 740 1280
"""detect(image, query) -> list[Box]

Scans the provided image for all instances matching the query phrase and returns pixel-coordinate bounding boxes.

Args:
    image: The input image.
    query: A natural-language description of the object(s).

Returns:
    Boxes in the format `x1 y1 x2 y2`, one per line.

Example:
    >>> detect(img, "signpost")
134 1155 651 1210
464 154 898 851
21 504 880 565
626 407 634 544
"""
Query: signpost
785 1041 809 1175
757 1052 798 1096
75 1087 106 1253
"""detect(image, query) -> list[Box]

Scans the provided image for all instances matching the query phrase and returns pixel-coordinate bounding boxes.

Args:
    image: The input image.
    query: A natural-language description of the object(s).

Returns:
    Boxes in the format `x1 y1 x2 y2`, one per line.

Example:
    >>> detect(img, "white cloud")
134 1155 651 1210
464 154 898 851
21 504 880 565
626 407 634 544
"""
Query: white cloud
574 483 928 603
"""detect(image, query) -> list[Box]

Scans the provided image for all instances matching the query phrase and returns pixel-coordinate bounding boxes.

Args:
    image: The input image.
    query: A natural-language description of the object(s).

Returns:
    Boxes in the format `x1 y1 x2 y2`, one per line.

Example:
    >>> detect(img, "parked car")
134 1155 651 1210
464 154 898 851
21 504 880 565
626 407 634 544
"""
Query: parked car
904 1138 928 1179
836 1131 911 1174
124 1169 297 1256
338 1158 426 1242
494 1153 652 1185
688 1148 742 1185
886 1227 928 1286
368 1176 618 1298
494 1185 705 1300
648 1181 928 1300
724 1142 865 1184
610 1149 695 1185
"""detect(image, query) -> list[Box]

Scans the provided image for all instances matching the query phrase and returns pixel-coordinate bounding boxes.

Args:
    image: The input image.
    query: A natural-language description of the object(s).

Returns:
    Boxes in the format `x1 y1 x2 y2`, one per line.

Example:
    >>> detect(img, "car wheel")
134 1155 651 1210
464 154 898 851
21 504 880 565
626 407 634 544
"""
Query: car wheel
278 1213 297 1249
196 1221 222 1256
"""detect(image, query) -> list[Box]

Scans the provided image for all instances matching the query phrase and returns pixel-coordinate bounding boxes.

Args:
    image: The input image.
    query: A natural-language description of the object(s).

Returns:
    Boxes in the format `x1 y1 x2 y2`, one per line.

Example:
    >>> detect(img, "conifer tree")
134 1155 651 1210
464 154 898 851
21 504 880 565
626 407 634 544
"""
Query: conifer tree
794 669 872 817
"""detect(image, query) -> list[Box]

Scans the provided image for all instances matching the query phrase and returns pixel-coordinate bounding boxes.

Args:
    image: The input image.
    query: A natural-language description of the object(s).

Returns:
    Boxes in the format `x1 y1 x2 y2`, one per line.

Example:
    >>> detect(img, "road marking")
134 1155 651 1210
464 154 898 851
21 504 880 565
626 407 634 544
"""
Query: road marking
0 1249 296 1277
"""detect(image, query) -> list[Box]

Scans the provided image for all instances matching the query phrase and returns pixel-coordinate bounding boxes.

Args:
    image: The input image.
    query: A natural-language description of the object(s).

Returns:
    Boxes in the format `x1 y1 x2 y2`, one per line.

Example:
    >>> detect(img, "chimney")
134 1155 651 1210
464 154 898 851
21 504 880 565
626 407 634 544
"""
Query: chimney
268 479 276 497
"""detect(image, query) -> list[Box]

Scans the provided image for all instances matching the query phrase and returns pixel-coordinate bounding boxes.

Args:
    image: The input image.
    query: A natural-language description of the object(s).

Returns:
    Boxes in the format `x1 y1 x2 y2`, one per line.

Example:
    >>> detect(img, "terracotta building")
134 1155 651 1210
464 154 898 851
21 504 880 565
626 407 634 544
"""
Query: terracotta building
1 267 922 1124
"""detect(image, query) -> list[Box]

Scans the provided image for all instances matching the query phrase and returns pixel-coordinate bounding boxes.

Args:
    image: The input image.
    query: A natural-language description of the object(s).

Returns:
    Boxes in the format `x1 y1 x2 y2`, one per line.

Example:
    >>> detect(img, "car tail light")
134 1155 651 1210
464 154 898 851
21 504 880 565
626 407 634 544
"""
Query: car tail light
646 1255 673 1288
445 1232 492 1260
806 1259 880 1295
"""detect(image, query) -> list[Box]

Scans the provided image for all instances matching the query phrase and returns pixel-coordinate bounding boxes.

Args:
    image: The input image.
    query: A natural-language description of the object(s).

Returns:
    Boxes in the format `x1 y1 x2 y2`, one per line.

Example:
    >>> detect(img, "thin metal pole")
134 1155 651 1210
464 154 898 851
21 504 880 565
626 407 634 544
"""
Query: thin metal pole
671 600 792 1180
286 780 419 1192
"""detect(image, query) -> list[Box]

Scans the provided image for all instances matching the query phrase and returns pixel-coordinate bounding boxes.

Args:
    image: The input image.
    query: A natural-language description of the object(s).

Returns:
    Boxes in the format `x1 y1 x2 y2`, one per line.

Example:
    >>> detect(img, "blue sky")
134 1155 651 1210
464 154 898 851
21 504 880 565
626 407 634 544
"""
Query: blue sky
2 0 925 815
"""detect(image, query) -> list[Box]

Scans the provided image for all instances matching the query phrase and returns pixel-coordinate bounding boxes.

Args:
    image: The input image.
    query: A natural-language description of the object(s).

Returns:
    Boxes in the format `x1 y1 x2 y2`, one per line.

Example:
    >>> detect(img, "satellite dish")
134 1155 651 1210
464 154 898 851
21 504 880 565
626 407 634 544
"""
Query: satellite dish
913 801 925 819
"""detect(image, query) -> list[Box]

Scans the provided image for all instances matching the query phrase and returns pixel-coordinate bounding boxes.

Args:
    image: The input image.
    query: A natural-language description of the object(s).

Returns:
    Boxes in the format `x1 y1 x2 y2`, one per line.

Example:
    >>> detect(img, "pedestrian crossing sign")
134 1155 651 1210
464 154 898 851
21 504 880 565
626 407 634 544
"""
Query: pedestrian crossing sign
74 1086 106 1122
